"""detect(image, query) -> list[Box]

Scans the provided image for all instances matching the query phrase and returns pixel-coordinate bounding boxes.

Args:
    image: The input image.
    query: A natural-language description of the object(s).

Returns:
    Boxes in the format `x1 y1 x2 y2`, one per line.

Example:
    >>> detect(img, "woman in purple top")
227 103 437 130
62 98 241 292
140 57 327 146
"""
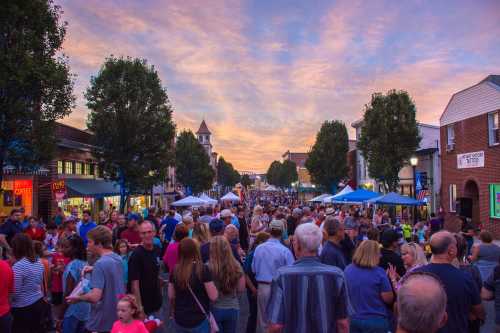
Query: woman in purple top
344 240 394 333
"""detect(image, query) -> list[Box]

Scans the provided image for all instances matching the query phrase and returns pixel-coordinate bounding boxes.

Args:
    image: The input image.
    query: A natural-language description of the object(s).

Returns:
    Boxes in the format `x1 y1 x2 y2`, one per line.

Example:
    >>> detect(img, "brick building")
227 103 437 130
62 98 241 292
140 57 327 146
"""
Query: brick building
440 75 500 236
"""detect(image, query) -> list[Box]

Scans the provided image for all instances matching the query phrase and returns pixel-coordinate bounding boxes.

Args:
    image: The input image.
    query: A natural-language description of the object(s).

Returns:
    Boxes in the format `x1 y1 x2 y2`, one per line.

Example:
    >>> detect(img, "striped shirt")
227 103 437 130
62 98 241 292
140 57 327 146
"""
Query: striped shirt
267 256 348 333
12 258 44 308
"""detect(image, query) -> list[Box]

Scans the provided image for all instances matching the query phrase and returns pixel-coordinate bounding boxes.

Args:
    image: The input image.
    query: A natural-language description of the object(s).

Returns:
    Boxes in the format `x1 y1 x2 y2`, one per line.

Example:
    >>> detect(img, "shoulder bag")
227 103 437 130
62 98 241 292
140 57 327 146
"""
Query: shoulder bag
187 284 219 333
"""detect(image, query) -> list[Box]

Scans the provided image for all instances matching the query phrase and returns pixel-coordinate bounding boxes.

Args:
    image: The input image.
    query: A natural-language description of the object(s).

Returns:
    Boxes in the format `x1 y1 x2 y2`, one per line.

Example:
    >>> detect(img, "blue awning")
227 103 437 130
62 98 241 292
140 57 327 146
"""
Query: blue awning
333 189 381 203
367 192 425 206
65 179 120 198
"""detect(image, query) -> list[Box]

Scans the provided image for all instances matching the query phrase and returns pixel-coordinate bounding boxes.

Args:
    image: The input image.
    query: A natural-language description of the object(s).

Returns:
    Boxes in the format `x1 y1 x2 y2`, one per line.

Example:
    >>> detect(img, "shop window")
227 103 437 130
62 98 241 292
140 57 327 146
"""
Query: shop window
488 111 499 146
449 184 457 212
490 184 500 219
75 162 82 175
84 163 90 176
447 125 455 151
65 161 73 174
57 161 63 174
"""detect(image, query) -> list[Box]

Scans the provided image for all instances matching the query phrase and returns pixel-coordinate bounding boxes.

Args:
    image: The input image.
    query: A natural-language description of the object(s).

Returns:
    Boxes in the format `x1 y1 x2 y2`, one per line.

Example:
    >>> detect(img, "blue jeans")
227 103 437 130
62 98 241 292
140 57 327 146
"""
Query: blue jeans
350 317 391 333
174 319 209 333
212 307 239 333
62 315 86 333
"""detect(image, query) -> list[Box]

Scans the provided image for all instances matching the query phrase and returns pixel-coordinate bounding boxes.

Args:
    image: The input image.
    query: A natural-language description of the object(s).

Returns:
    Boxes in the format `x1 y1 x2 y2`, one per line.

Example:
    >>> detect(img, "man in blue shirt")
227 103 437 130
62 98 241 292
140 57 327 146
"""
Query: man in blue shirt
320 217 347 270
160 209 178 243
79 209 96 246
0 209 24 245
252 219 294 332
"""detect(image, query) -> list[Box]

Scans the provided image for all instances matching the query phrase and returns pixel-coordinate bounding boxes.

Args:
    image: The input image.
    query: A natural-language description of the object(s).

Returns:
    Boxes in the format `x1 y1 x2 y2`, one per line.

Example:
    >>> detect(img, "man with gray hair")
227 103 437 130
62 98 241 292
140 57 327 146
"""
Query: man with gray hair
396 273 448 333
267 223 348 333
414 231 484 333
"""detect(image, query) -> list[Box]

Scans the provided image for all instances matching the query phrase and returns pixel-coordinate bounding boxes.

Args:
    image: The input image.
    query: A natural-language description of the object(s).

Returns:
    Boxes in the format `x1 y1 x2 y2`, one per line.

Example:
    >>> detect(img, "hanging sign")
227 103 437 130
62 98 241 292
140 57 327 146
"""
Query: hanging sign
51 179 67 201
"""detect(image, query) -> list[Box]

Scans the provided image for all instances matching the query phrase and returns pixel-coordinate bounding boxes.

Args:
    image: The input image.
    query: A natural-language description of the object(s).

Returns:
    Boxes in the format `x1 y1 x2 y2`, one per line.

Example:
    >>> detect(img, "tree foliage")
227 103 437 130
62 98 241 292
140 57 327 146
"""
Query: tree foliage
305 120 349 192
86 56 175 211
0 0 74 189
265 160 298 188
240 174 253 188
217 156 240 188
357 90 421 192
175 130 214 194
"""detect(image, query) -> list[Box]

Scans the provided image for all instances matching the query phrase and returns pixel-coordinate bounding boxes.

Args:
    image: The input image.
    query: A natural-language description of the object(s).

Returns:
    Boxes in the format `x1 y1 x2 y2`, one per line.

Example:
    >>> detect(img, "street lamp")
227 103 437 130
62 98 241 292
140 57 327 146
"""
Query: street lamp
410 156 418 224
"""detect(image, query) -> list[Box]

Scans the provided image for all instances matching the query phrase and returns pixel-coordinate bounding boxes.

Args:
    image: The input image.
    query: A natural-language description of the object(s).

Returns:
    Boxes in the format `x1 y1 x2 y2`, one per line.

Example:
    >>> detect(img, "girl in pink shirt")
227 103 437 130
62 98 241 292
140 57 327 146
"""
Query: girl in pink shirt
111 295 148 333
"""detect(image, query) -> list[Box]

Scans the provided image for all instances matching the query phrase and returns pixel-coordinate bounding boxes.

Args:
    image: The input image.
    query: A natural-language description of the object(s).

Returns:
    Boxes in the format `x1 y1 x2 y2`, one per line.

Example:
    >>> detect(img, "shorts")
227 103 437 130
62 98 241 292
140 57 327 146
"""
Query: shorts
51 292 63 305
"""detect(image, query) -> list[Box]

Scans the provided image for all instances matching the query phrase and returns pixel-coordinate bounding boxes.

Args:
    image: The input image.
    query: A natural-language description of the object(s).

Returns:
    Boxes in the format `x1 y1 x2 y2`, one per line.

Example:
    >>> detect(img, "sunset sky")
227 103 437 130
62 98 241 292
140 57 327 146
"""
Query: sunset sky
58 0 500 172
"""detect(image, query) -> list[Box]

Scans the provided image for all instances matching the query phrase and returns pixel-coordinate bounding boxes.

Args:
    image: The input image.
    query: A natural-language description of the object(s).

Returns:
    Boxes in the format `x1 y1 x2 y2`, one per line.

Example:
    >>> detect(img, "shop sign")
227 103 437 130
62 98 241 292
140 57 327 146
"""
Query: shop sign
457 151 485 169
490 184 500 219
52 179 67 201
14 180 32 195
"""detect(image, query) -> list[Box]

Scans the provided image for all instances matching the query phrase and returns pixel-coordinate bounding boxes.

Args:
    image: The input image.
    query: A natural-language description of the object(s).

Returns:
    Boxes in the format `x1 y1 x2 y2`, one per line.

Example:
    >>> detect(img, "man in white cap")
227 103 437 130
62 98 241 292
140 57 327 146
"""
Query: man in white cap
220 208 240 229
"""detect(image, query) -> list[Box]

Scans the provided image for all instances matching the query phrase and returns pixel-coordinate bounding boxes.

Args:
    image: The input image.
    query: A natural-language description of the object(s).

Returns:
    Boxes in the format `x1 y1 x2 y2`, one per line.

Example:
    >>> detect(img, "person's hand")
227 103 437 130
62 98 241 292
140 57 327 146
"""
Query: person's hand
387 264 399 282
66 295 80 304
82 265 93 276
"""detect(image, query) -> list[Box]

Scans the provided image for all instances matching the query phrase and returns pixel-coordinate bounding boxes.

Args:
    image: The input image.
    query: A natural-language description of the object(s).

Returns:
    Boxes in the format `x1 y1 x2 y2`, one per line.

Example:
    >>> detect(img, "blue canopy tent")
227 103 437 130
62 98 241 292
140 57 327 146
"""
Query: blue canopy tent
332 189 381 203
367 192 425 206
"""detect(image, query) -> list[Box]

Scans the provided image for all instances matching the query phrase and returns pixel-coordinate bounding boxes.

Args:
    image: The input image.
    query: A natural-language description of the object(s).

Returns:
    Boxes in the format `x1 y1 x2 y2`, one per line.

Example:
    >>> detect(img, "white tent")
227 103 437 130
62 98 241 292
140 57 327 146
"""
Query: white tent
322 185 354 203
220 192 240 202
199 193 217 205
264 185 278 191
308 193 331 202
171 196 207 207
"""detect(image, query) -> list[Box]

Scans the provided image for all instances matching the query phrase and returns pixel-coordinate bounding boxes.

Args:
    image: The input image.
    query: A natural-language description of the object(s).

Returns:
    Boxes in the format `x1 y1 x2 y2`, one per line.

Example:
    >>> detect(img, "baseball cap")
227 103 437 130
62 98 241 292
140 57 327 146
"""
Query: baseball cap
220 209 232 219
269 219 284 231
325 207 335 216
292 208 303 216
209 219 225 234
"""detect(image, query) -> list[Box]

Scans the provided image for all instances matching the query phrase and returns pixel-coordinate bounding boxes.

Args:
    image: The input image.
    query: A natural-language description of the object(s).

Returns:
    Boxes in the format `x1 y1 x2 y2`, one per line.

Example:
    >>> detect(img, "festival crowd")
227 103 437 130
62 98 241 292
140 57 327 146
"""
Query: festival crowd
1 192 500 333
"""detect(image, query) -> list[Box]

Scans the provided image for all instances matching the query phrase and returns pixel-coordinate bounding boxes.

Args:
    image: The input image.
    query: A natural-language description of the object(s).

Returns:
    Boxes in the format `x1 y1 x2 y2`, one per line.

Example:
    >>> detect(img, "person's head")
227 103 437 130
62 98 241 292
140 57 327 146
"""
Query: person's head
401 242 427 269
175 238 203 289
367 227 380 242
117 294 143 323
209 218 225 236
224 224 239 243
268 219 284 239
98 210 107 222
208 236 243 294
128 214 139 228
29 216 39 228
302 206 311 216
182 215 194 229
86 225 113 256
11 233 36 262
173 223 189 242
429 231 457 263
454 233 468 263
71 207 79 217
82 210 91 223
293 223 322 258
381 229 400 250
252 232 271 251
64 218 76 232
110 211 119 223
114 239 130 256
479 230 493 244
46 222 58 235
397 273 448 333
10 209 22 222
253 205 263 216
118 214 127 227
292 207 302 219
139 220 156 247
193 222 210 244
220 209 233 225
206 206 213 216
323 217 344 240
168 209 175 217
32 240 46 258
60 234 87 260
352 240 381 268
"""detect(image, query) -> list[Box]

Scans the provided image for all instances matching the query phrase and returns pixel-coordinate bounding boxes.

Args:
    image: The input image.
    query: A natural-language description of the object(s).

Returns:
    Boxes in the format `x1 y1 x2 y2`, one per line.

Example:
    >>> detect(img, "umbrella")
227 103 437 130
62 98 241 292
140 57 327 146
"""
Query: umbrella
199 193 217 205
309 193 331 202
323 185 354 203
221 192 240 202
333 189 381 203
367 192 425 206
171 196 208 207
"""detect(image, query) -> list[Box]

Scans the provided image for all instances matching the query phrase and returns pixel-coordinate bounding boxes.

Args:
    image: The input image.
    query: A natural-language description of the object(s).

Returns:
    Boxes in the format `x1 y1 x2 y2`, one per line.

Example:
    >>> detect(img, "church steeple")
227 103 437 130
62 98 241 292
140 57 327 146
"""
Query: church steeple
196 120 212 153
196 120 211 135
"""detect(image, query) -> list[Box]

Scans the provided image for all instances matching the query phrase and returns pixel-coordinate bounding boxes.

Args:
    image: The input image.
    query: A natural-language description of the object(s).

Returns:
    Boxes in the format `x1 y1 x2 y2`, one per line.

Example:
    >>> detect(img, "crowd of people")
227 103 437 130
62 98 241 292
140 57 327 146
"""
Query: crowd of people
1 192 500 333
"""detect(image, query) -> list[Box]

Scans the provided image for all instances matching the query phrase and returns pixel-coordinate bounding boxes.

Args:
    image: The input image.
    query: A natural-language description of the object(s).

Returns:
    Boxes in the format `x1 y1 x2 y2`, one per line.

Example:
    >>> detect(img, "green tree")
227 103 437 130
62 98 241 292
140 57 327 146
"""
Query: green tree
266 161 282 187
175 130 215 194
279 160 298 188
357 90 421 192
240 174 253 188
217 156 240 188
86 56 175 212
305 120 349 193
0 0 74 190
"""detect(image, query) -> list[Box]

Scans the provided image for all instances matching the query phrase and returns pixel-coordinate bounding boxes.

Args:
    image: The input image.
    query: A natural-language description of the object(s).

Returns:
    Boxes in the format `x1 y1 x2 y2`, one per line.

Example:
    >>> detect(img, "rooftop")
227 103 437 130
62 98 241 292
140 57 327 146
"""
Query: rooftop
196 120 211 135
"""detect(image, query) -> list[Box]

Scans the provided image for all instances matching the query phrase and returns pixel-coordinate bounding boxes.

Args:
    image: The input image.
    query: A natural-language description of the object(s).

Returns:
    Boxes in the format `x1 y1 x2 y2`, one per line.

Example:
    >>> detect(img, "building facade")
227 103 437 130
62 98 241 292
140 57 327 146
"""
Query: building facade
440 75 500 235
196 120 218 170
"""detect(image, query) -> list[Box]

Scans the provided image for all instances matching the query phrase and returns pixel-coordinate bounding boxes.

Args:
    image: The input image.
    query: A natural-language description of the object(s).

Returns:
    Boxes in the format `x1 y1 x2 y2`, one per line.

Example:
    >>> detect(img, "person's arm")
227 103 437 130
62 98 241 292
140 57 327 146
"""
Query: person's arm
268 324 284 333
245 274 257 296
204 281 218 302
131 280 143 311
237 274 246 293
471 303 485 321
61 273 76 315
336 319 349 333
469 245 479 262
381 291 394 305
481 287 494 301
67 287 102 304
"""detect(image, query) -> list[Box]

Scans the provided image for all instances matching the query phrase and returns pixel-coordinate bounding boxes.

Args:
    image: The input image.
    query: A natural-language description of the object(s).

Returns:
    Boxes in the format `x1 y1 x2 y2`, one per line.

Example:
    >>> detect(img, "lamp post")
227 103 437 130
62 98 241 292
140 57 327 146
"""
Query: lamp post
410 156 418 225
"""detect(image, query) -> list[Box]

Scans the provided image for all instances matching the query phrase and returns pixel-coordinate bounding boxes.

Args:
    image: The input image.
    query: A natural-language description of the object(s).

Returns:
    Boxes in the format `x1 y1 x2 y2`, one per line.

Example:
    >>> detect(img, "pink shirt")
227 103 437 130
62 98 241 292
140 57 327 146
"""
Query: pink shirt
111 320 149 333
162 242 179 274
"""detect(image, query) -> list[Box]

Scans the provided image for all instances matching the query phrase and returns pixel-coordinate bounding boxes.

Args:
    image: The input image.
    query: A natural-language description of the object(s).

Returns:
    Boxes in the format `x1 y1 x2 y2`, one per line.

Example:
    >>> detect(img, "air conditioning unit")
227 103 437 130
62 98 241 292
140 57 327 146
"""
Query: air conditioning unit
447 143 455 151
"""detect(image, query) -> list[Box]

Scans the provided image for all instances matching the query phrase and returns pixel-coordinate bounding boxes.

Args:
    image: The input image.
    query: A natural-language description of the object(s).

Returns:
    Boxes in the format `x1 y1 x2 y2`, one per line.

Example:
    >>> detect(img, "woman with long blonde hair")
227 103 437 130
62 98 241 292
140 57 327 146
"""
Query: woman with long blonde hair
208 236 245 333
168 238 218 332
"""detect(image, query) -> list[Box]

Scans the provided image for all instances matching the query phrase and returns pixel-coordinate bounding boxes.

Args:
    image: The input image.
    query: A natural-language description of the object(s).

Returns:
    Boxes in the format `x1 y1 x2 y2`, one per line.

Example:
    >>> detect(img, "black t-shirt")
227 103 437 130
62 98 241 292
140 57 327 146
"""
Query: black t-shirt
169 264 212 328
238 217 249 251
128 245 162 314
461 220 475 242
379 248 406 277
415 263 481 333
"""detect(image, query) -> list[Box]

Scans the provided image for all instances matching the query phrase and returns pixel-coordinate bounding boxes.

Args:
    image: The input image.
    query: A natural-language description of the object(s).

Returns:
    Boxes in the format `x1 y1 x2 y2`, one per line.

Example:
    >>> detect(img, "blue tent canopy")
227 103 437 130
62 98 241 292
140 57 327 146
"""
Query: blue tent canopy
66 179 120 199
368 192 425 206
333 189 381 203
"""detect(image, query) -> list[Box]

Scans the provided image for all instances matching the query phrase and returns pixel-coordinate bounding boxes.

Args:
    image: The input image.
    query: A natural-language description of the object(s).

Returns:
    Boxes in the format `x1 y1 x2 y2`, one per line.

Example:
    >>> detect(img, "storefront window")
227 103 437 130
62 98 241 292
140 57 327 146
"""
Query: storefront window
57 161 63 174
65 161 73 174
449 184 457 212
0 179 33 217
75 162 82 175
84 163 90 175
490 184 500 219
59 197 93 217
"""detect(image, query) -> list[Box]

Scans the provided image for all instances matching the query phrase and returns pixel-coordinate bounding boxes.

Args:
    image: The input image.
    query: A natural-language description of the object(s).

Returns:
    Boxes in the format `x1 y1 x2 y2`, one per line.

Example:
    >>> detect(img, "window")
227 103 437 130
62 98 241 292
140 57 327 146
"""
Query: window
57 161 63 174
84 163 90 176
75 162 82 175
488 111 499 146
449 184 457 212
65 161 73 174
447 125 455 151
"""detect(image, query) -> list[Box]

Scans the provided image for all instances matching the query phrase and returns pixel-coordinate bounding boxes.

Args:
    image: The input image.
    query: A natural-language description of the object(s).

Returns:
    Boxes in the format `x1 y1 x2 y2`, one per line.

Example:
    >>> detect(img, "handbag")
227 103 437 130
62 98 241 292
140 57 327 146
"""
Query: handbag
187 284 219 333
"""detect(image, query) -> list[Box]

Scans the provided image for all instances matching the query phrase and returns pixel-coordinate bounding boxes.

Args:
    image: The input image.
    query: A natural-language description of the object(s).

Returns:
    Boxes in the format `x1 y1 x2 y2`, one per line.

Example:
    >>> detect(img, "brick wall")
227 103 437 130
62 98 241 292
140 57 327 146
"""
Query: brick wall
440 112 500 236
